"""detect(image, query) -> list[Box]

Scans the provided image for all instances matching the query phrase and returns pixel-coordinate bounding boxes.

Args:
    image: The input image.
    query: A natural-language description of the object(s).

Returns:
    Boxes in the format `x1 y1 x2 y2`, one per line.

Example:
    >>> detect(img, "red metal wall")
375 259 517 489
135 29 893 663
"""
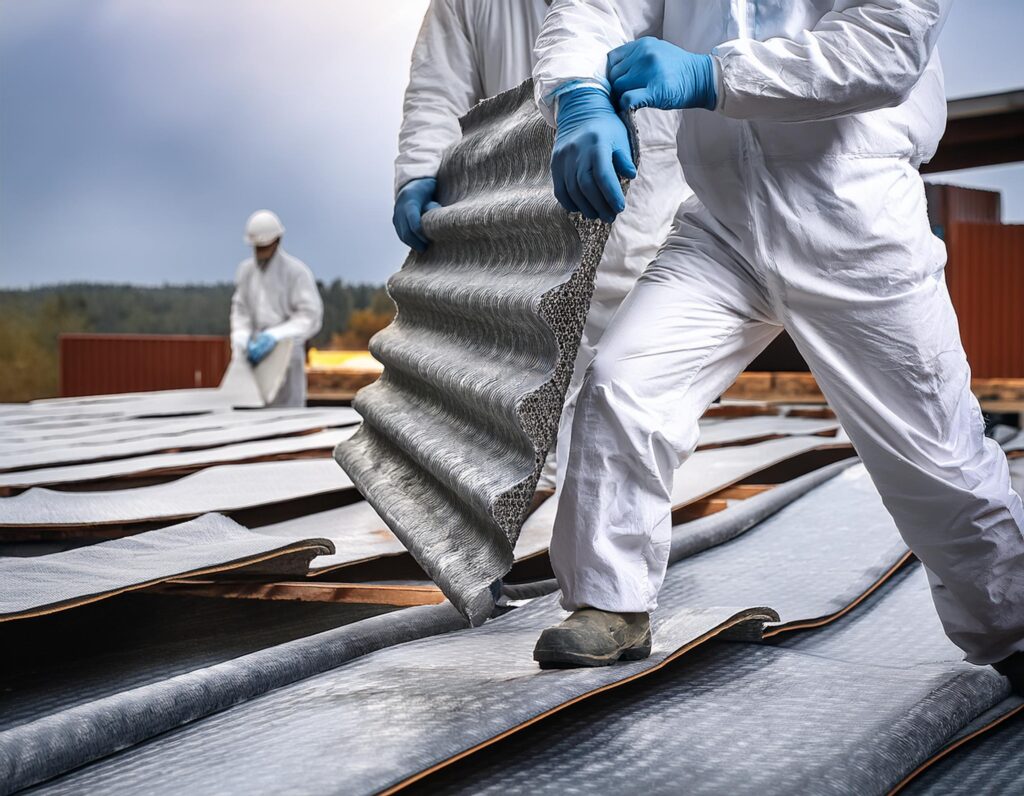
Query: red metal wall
945 222 1024 378
59 334 231 397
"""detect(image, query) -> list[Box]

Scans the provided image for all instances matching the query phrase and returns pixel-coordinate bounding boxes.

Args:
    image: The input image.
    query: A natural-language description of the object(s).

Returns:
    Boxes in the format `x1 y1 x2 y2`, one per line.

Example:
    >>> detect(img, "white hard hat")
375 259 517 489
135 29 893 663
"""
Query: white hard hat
244 210 285 246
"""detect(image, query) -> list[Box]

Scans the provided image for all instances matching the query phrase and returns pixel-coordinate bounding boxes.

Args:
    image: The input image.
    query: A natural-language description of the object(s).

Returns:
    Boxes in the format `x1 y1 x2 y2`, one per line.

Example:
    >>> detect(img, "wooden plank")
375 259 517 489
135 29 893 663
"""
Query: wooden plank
712 484 774 500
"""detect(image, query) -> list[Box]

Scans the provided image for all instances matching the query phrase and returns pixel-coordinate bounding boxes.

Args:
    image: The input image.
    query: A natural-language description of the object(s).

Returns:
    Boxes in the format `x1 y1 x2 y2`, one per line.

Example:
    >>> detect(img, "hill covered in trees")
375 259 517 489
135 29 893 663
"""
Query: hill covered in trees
0 281 393 401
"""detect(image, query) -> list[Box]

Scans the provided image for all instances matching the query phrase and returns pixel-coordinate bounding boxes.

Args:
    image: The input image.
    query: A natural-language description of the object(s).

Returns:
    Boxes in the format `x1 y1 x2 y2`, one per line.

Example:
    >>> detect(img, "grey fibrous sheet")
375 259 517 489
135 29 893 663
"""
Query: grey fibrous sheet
1003 430 1024 453
0 410 358 472
2 407 354 446
0 513 332 620
417 566 1009 796
29 463 911 796
900 698 1024 795
1 599 464 795
514 435 851 561
0 428 355 491
694 415 838 447
337 79 624 625
0 459 352 527
255 500 405 573
0 594 396 734
1 355 282 426
670 433 850 506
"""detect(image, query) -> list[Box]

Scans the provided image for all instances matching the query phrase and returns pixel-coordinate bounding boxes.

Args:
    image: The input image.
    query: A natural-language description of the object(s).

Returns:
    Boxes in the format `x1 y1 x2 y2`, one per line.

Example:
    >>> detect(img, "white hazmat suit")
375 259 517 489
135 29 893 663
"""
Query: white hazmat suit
534 0 1024 665
230 248 323 408
396 0 692 490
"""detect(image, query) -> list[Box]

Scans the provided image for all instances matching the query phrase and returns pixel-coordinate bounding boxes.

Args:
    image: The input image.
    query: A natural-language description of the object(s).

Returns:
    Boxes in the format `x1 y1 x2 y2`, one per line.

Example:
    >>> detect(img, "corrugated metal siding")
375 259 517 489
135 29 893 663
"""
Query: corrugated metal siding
60 334 231 397
925 183 1002 238
946 222 1024 378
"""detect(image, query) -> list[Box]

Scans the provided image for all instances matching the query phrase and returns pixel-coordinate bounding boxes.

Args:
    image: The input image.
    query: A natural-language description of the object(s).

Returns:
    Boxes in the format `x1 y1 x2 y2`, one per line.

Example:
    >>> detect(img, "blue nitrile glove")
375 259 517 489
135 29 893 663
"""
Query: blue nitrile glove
247 332 277 365
551 86 636 223
608 37 717 114
393 177 442 253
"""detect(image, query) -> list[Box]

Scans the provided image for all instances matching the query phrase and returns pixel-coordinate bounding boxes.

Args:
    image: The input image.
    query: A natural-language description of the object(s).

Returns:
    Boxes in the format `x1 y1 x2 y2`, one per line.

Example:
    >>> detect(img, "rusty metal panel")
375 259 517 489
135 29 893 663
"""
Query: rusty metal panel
925 183 1002 240
59 334 231 397
946 222 1024 379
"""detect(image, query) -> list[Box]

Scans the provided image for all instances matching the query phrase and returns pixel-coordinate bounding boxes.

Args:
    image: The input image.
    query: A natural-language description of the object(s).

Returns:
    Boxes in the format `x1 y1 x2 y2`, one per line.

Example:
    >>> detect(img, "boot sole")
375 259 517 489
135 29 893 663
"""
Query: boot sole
534 636 652 670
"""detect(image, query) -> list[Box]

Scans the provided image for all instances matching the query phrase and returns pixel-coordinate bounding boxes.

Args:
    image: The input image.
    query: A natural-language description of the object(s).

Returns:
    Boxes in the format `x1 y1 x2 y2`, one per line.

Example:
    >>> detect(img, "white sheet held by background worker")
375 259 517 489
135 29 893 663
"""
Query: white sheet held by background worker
230 210 323 408
529 0 1024 694
393 0 692 504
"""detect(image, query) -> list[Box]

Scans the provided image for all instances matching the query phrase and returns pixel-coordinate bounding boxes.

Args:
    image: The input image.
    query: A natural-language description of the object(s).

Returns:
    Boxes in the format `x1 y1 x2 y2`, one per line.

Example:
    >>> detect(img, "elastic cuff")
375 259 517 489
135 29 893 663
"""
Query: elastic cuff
709 53 725 113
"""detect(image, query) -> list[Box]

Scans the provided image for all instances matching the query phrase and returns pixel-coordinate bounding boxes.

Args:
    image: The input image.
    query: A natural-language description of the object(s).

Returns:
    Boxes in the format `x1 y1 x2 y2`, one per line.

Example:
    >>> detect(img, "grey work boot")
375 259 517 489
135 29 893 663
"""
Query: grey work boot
994 651 1024 696
533 608 651 669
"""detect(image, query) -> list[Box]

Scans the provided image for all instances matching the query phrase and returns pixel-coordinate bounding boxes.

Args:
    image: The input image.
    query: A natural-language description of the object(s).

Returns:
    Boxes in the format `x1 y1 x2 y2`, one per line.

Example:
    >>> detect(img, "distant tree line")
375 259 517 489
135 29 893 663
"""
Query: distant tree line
0 281 393 401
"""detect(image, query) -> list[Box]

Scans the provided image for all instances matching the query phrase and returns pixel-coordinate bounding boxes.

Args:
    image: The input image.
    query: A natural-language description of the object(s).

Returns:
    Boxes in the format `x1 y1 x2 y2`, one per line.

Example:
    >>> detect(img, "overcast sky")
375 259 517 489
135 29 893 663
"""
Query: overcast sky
1 0 1022 288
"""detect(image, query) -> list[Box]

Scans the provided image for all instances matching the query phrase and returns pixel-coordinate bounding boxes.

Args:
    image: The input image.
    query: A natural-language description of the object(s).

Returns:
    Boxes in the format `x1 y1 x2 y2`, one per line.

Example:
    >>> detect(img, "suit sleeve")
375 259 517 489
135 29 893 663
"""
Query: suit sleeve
533 0 665 125
394 0 483 194
714 0 951 122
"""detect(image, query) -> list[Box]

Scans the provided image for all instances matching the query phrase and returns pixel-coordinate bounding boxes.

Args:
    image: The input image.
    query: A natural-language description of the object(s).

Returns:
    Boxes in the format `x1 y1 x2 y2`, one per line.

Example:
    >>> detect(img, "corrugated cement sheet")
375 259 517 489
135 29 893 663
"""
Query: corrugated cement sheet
336 79 626 624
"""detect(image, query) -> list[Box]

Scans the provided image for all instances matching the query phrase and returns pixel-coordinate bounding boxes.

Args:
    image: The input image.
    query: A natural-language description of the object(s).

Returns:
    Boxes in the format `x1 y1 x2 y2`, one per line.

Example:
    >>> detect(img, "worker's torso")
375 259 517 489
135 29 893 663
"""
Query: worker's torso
660 1 946 266
236 250 307 344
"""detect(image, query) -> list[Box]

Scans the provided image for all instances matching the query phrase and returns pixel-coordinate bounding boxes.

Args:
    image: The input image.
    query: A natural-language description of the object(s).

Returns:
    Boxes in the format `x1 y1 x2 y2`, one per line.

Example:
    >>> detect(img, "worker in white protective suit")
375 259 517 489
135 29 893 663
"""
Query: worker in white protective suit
529 0 1024 690
230 210 323 408
392 0 692 504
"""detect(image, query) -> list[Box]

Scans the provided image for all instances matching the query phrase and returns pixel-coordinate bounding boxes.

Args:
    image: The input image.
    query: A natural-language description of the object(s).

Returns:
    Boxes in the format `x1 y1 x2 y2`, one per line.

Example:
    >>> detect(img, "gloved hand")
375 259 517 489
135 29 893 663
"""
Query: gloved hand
551 86 636 223
393 177 442 253
608 37 717 114
246 332 277 365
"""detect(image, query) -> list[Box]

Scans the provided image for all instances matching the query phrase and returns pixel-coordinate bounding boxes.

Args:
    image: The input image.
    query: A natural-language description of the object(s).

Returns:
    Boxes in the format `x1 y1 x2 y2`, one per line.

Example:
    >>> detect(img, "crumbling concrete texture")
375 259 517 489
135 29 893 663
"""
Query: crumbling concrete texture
336 79 631 623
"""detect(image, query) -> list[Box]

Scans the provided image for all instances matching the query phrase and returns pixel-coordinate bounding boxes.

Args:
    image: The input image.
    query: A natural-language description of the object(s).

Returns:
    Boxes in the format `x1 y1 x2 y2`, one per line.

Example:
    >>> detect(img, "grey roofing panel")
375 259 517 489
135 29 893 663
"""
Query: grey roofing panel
3 407 355 446
0 594 396 734
0 428 354 491
0 459 351 527
695 415 839 447
418 566 1009 796
0 513 332 620
30 463 907 796
0 410 358 472
336 80 623 625
516 437 852 560
0 598 464 794
901 698 1024 795
670 433 850 506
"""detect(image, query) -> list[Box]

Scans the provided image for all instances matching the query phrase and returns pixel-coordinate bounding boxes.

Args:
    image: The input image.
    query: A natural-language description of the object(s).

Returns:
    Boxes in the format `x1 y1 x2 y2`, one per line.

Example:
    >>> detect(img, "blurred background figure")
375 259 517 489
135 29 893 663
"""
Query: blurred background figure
230 210 323 407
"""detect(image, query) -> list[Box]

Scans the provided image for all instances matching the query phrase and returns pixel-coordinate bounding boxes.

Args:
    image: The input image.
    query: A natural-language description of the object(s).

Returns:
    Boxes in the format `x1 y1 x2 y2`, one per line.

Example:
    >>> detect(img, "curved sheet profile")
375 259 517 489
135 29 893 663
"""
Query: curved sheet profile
336 80 633 624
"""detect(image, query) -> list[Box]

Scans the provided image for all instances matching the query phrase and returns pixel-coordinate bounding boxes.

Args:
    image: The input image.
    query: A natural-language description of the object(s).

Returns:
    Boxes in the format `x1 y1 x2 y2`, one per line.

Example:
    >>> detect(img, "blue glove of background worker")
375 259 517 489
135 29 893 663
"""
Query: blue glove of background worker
247 332 277 365
393 177 442 253
607 37 718 113
551 86 636 223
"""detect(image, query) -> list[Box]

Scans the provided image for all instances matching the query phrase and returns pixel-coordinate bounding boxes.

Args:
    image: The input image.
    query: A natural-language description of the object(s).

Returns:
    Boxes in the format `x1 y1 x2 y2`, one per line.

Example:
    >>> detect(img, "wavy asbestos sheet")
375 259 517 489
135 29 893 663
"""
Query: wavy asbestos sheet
0 513 332 621
0 598 463 795
899 698 1024 795
25 463 914 796
335 80 623 625
0 428 355 491
419 566 1009 796
0 410 357 472
0 459 352 528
